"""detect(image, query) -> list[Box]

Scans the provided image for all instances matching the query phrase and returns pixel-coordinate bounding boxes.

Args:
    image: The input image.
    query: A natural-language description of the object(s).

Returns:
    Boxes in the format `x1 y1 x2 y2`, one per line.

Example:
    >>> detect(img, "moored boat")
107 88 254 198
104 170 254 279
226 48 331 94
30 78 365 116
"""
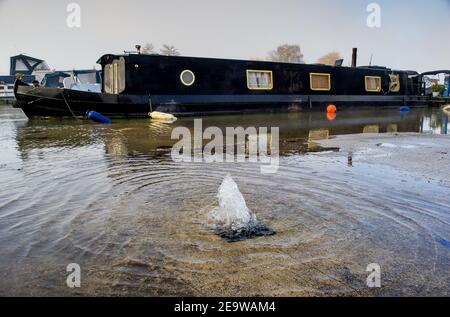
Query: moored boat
14 49 448 118
0 83 15 103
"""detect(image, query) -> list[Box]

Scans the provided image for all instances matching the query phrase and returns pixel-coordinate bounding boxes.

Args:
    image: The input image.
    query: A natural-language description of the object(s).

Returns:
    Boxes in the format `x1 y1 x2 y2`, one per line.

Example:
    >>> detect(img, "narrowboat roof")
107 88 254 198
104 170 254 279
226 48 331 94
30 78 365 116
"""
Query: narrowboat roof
96 53 413 74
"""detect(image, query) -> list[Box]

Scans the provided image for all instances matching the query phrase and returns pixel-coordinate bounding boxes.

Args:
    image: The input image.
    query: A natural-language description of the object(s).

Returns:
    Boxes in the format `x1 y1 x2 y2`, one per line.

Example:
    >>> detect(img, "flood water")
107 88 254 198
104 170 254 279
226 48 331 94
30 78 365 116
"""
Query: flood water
0 104 449 296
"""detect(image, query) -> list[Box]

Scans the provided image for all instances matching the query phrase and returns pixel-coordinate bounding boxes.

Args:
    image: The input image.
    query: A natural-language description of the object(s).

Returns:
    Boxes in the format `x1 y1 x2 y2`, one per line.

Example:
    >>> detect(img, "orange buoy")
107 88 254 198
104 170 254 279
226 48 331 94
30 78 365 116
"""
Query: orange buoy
327 104 337 113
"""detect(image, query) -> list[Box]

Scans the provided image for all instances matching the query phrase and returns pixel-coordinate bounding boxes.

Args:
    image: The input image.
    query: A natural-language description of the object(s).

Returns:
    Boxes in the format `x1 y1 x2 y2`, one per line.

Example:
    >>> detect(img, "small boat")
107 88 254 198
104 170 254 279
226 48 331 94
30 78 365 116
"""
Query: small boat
13 49 449 118
1 54 101 105
0 83 15 103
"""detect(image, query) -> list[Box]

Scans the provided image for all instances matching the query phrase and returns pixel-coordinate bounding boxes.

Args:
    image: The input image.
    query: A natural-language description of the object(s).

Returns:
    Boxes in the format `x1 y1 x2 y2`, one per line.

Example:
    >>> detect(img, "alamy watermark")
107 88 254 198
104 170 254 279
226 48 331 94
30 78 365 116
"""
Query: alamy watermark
66 3 81 28
366 3 381 28
171 119 279 174
66 263 81 288
366 263 381 288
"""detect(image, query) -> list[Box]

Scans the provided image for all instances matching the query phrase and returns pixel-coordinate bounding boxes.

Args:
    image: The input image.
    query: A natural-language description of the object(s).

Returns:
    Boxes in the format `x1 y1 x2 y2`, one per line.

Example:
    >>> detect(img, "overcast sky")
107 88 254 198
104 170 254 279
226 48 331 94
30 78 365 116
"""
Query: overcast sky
0 0 449 74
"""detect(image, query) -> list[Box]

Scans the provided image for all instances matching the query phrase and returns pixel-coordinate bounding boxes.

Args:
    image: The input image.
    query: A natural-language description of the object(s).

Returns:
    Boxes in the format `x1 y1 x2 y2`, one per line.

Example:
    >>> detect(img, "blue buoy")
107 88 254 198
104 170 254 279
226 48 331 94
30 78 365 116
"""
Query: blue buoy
437 238 450 249
87 110 112 124
400 105 410 113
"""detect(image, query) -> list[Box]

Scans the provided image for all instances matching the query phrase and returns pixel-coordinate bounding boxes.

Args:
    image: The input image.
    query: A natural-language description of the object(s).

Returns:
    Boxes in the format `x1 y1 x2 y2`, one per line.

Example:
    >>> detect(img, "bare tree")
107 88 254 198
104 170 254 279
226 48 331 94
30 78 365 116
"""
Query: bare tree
317 51 342 66
160 44 180 56
267 44 304 63
142 43 156 54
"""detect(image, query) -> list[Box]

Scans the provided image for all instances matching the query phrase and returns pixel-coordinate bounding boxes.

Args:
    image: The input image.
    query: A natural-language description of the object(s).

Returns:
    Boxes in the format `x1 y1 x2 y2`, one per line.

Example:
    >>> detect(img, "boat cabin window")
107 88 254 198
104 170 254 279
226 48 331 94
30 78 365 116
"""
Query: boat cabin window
0 86 4 90
310 73 331 91
34 61 50 71
365 76 381 92
15 59 29 72
389 74 400 92
180 70 195 86
104 57 125 94
247 70 273 90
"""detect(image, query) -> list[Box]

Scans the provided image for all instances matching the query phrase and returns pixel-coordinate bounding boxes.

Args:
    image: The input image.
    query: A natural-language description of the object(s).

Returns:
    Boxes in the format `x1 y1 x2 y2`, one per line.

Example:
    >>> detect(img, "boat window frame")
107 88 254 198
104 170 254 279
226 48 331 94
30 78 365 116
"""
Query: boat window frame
310 73 331 91
180 69 195 86
389 73 400 93
104 58 126 94
117 57 126 93
113 63 118 94
365 76 382 92
246 70 274 90
104 64 113 94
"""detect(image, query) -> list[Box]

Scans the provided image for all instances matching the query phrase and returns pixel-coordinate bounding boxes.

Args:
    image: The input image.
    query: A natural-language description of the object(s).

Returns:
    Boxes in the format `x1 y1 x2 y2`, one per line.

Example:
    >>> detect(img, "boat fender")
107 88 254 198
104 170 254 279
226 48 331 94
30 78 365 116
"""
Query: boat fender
400 105 410 113
87 110 112 124
149 111 177 122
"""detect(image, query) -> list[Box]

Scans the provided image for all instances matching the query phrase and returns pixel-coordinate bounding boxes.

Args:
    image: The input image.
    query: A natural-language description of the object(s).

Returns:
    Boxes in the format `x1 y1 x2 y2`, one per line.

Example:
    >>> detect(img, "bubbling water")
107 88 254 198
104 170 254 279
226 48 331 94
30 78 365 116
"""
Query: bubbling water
209 174 275 242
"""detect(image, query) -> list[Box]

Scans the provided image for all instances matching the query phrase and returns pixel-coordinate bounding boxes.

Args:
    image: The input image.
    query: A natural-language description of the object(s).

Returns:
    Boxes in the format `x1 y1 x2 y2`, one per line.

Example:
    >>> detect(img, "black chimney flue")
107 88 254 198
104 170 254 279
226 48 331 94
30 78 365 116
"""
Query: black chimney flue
351 48 358 67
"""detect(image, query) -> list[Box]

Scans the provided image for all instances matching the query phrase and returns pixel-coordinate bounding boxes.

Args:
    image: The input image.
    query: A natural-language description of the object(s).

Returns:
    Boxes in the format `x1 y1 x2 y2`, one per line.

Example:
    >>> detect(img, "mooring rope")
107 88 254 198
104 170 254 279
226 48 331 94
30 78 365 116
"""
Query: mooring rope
149 95 153 113
60 92 79 120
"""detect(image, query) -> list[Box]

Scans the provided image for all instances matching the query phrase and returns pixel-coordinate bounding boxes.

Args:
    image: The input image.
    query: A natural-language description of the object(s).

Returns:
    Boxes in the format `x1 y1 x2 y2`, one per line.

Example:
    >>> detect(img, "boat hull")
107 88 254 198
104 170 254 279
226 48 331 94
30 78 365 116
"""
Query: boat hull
14 79 431 119
14 80 150 118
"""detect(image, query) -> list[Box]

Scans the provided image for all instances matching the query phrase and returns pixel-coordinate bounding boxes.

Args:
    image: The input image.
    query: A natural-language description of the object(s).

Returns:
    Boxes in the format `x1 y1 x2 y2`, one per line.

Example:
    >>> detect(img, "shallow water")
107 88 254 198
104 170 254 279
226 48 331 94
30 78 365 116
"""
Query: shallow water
0 105 449 296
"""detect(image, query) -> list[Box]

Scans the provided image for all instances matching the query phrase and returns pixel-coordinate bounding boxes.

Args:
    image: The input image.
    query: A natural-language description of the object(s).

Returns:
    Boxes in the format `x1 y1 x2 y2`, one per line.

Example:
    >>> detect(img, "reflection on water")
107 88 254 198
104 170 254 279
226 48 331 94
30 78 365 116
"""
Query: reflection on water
0 105 449 296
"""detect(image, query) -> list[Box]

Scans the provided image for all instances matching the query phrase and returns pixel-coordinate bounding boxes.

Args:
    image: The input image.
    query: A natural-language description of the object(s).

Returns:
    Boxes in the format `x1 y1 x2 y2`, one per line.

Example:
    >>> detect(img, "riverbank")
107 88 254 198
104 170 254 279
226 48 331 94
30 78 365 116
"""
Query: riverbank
317 132 450 188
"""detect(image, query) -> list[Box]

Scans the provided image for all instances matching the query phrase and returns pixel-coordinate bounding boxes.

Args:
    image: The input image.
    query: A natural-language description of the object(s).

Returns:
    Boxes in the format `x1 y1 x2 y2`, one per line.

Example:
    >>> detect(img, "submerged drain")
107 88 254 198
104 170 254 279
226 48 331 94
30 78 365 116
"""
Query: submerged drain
213 220 275 242
209 174 275 242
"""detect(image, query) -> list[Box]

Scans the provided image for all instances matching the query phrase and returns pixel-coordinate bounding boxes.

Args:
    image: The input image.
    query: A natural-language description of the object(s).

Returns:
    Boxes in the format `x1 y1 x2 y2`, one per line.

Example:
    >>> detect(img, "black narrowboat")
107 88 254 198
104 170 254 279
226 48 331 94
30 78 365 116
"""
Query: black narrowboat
14 51 435 118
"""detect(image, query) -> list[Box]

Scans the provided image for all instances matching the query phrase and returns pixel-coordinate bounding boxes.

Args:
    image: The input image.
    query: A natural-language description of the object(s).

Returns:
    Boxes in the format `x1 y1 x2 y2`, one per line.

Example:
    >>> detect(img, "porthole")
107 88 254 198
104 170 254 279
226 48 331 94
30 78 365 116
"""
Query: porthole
180 70 195 86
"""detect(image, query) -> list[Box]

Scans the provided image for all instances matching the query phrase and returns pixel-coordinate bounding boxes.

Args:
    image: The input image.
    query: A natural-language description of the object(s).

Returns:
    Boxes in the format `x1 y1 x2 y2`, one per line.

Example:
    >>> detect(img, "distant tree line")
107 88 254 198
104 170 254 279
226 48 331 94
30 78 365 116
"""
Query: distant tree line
142 43 180 56
142 42 342 65
316 51 342 66
267 44 304 63
258 44 342 65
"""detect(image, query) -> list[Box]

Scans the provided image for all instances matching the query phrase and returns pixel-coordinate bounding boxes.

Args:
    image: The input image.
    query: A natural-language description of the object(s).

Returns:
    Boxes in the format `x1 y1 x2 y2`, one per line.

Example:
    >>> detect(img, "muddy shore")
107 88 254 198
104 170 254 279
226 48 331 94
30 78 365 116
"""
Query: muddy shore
317 133 450 188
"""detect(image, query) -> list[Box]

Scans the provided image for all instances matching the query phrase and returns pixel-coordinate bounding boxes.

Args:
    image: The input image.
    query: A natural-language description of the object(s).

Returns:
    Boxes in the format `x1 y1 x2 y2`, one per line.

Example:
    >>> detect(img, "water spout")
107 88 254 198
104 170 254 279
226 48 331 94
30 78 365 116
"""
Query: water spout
209 174 275 242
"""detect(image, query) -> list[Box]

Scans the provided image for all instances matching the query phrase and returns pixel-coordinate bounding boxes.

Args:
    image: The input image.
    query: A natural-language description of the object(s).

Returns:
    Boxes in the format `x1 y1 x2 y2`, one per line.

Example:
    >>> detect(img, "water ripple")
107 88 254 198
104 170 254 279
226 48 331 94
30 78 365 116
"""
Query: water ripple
1 106 449 296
